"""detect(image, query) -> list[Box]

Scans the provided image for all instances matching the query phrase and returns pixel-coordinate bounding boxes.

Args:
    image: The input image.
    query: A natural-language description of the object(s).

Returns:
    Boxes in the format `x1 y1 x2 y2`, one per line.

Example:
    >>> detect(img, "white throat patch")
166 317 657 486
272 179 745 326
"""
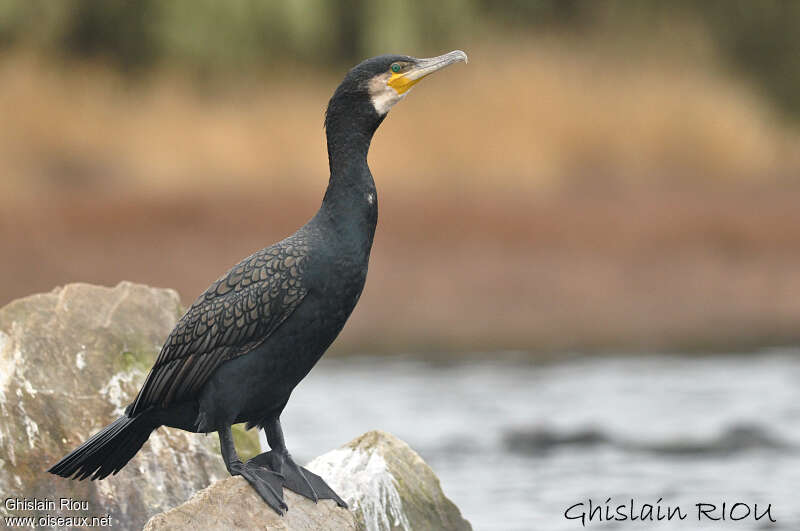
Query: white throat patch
368 73 407 116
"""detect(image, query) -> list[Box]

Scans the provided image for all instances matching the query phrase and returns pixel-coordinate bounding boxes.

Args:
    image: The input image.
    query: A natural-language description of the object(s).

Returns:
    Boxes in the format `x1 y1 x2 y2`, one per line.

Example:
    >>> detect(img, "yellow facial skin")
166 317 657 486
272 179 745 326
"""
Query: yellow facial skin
384 51 468 95
372 51 467 113
387 72 421 95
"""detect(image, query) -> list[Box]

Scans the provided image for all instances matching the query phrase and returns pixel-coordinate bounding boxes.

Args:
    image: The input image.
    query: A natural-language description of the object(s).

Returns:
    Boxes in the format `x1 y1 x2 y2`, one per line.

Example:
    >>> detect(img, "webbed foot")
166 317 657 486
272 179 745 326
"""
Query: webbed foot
229 458 288 515
249 451 348 508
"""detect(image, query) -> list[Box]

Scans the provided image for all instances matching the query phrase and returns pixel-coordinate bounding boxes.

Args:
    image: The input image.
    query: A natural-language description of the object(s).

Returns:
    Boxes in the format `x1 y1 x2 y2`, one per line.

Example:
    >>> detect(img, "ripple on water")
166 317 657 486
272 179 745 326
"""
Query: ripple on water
282 351 800 531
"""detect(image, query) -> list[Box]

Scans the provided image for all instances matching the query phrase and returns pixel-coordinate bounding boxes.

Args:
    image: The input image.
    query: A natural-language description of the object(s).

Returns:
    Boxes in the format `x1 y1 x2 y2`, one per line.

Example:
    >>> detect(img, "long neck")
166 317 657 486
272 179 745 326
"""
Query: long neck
320 95 382 222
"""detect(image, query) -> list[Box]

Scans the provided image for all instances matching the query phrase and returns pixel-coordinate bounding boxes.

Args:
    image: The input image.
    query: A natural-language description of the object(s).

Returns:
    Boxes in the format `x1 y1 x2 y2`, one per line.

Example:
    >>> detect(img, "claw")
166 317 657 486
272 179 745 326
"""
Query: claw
246 450 347 508
283 461 319 503
233 460 288 515
295 465 348 508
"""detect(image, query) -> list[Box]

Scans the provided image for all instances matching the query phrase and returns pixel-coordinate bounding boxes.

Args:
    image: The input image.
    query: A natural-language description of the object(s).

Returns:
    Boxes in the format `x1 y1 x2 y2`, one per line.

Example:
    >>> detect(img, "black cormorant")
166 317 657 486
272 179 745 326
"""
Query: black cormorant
49 50 468 514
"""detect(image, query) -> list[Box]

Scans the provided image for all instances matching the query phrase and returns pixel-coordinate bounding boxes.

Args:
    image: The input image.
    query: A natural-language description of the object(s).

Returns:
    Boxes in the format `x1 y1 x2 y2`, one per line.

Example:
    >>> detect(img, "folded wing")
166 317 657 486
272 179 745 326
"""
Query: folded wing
128 239 309 416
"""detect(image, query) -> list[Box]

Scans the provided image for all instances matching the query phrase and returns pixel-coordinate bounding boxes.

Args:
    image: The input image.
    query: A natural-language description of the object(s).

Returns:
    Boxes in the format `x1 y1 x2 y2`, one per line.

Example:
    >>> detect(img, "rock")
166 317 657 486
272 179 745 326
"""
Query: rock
0 282 471 530
145 430 472 531
308 430 472 531
0 282 239 529
143 477 357 531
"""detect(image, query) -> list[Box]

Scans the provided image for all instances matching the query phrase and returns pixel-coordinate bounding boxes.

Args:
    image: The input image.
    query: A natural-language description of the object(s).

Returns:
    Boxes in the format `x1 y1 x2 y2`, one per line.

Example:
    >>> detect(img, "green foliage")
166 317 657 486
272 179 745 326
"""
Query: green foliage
0 0 798 119
691 1 800 121
481 0 800 120
0 0 477 70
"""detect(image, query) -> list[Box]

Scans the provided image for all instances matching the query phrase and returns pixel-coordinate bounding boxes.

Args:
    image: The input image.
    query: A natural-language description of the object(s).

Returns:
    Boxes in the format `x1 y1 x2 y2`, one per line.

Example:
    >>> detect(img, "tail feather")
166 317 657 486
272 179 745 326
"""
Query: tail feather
49 415 157 480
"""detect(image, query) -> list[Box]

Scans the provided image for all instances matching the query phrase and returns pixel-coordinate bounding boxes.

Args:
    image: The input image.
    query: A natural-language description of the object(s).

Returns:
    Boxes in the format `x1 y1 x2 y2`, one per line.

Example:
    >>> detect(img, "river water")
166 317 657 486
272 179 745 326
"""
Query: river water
273 350 799 530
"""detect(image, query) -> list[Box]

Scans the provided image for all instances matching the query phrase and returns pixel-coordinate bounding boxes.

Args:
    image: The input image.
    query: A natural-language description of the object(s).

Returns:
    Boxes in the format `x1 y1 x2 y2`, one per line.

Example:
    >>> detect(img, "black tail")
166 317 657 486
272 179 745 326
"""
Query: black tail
48 414 158 480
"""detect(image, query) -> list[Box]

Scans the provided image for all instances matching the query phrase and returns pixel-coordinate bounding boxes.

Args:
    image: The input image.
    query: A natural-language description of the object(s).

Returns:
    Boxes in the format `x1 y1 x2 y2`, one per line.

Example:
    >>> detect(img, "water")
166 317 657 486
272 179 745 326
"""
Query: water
271 350 800 530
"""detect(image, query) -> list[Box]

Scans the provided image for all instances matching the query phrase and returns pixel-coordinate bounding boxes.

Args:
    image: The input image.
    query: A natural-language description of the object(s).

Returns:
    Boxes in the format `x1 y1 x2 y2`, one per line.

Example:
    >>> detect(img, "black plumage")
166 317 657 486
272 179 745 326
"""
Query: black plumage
129 241 311 414
49 50 467 514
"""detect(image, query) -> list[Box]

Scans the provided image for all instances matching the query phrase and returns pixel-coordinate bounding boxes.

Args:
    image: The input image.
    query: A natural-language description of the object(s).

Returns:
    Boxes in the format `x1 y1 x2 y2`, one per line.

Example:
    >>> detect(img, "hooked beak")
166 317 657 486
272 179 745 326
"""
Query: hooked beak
388 50 468 95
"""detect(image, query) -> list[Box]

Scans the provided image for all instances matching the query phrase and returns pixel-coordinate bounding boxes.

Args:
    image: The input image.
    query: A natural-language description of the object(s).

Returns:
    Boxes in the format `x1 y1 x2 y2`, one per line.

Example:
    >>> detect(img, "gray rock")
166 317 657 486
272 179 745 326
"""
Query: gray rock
308 430 472 531
143 477 357 531
1 282 470 530
0 282 236 529
145 430 471 531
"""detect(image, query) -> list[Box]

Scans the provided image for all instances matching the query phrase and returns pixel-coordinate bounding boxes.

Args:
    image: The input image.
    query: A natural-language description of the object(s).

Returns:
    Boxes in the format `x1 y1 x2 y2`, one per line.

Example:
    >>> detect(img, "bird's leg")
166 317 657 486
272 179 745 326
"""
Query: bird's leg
248 418 348 508
218 426 287 515
265 418 318 503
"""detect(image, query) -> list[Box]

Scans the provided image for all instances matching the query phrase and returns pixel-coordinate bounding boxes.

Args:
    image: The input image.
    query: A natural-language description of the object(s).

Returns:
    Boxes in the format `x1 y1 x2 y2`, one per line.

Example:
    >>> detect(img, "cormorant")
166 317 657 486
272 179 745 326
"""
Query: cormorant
49 50 467 515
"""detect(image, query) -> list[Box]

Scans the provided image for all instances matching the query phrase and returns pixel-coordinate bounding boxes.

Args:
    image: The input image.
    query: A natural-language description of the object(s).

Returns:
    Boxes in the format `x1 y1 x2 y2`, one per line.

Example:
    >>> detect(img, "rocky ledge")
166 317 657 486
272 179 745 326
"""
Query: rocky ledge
0 282 470 530
145 429 471 531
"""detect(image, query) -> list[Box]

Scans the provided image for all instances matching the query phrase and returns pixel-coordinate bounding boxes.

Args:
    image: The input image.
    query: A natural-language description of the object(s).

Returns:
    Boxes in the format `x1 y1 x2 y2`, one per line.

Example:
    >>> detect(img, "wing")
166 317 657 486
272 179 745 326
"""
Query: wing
128 238 310 416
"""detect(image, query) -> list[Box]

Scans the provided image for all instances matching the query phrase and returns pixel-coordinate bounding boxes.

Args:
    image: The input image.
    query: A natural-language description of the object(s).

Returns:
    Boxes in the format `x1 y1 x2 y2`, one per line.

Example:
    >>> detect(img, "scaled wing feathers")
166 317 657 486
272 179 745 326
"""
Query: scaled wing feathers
128 240 309 415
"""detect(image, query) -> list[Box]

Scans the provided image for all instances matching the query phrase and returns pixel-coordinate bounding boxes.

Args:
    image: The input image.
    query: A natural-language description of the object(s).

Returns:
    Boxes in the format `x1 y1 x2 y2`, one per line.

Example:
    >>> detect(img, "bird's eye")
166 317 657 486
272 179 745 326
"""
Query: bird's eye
391 63 402 73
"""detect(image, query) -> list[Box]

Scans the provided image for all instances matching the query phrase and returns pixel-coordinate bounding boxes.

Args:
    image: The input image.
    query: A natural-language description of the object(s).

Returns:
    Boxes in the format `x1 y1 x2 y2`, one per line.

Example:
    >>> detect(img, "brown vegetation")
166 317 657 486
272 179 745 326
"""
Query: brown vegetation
1 41 799 354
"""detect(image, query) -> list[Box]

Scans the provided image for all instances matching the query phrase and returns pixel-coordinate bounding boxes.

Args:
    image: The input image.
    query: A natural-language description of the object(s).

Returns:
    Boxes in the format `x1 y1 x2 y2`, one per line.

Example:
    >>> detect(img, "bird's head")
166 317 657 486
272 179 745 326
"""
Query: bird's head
327 50 468 128
362 50 468 115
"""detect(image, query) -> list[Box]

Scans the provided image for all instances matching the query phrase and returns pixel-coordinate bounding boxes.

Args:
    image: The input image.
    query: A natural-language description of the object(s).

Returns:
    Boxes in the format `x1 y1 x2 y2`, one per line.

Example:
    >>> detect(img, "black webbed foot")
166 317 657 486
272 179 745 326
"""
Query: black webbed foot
249 451 348 509
229 458 288 515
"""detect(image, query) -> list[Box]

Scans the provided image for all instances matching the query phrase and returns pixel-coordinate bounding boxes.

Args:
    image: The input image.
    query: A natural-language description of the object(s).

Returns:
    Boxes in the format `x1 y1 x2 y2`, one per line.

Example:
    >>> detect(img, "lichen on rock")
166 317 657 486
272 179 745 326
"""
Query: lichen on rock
0 282 252 528
0 283 470 530
145 430 472 531
308 430 472 531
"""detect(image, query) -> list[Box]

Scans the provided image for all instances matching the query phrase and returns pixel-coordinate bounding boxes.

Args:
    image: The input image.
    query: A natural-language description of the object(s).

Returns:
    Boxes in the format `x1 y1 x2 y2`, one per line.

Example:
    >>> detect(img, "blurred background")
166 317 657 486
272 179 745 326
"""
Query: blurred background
1 1 799 529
